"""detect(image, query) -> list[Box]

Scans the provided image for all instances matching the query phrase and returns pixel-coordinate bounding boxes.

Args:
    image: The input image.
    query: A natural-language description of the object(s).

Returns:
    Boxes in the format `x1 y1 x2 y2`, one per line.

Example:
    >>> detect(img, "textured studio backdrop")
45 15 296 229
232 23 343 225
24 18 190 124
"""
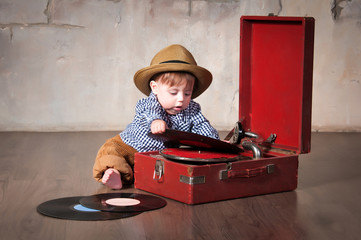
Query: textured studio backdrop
1 0 361 132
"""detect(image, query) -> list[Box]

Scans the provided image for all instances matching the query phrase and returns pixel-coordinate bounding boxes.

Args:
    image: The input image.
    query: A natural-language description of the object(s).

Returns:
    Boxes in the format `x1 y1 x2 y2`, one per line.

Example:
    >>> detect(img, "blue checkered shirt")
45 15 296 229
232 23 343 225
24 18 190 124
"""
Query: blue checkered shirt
120 92 219 152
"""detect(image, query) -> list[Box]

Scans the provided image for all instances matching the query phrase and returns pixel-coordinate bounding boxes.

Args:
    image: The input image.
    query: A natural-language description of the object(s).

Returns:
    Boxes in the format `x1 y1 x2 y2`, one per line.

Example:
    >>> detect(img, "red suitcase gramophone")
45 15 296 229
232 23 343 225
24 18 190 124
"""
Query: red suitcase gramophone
134 16 315 204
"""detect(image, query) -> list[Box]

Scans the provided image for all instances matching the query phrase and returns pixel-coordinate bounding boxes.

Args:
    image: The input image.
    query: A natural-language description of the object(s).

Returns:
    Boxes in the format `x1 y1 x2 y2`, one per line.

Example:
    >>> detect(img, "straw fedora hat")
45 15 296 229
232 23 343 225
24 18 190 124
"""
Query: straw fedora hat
134 44 212 98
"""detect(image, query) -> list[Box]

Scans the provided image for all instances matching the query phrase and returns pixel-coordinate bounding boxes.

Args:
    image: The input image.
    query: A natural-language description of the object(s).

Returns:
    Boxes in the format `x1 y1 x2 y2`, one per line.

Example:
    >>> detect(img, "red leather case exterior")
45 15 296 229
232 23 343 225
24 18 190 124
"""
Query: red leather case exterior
134 151 298 204
134 16 314 204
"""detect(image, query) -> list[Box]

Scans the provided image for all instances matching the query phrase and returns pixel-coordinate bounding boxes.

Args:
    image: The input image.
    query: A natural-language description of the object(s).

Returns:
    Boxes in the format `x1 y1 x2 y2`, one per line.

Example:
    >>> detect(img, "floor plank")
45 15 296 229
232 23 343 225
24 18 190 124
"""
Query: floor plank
0 132 360 240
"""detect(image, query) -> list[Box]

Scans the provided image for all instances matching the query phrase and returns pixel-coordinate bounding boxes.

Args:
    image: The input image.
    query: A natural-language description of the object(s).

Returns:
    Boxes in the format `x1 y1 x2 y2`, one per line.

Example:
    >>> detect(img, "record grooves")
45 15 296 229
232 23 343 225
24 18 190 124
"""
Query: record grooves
37 196 140 221
79 193 167 212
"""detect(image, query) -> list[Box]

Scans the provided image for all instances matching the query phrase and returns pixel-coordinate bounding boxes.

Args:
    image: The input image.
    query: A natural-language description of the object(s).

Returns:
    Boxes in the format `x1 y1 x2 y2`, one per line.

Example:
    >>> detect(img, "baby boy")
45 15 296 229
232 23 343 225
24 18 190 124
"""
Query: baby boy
93 44 219 189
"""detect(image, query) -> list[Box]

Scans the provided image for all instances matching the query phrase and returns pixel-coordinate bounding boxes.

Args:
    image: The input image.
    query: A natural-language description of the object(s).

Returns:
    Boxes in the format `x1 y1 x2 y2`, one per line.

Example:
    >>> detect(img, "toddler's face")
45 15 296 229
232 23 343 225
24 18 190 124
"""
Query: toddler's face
150 79 194 115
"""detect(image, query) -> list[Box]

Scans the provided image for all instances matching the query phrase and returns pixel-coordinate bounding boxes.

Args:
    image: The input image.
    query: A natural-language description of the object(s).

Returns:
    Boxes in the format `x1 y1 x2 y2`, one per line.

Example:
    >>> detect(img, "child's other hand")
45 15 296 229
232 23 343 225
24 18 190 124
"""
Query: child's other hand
151 119 168 134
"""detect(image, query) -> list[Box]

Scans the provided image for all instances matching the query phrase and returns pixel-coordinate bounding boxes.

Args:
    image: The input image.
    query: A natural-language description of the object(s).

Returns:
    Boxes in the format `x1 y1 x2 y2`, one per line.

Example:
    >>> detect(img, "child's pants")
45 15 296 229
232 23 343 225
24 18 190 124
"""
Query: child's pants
93 135 137 184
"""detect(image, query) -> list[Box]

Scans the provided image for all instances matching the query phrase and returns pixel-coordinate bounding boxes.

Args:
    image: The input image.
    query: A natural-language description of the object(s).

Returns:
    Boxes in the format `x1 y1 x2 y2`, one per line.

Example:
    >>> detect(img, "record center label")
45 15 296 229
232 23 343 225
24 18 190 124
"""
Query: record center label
105 198 141 206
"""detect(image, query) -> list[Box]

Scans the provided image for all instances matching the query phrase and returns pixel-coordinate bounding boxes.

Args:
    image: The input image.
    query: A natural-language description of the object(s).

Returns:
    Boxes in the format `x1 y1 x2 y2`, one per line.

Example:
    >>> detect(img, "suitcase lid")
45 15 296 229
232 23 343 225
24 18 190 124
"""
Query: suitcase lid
239 16 314 154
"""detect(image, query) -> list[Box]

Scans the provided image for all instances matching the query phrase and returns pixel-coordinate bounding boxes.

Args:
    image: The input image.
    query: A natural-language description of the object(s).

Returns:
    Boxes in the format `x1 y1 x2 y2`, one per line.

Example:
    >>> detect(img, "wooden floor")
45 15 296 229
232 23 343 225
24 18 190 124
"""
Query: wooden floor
0 131 360 240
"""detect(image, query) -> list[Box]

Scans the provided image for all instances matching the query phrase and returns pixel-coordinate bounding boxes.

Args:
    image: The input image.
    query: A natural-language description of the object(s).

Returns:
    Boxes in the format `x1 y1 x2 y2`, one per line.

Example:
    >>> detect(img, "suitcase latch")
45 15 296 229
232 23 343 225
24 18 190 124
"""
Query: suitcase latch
153 160 164 182
219 163 233 180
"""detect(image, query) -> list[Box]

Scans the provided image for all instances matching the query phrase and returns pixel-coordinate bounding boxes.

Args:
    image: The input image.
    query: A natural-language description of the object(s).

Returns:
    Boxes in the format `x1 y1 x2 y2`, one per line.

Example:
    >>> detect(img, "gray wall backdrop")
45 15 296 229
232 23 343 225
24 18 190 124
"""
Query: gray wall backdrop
1 0 361 132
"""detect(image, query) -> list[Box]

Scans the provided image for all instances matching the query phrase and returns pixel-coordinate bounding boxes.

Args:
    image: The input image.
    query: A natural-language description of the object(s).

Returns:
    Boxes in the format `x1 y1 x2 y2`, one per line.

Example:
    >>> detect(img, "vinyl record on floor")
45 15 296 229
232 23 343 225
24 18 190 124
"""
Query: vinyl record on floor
37 196 141 221
79 193 167 213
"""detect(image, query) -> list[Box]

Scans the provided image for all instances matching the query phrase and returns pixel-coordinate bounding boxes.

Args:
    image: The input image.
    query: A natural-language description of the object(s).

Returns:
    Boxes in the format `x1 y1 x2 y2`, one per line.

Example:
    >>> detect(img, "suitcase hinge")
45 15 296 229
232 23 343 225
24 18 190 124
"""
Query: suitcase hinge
153 160 164 182
179 175 205 185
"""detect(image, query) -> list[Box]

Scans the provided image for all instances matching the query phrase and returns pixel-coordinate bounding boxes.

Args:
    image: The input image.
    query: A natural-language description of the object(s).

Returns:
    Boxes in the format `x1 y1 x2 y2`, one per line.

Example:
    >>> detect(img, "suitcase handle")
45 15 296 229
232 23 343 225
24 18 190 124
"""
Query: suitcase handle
220 164 275 179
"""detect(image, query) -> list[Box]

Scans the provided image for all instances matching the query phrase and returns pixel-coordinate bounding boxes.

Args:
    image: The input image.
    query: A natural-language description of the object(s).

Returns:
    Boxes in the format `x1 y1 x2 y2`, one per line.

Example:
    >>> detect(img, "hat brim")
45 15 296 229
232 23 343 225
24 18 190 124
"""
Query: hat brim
134 63 212 99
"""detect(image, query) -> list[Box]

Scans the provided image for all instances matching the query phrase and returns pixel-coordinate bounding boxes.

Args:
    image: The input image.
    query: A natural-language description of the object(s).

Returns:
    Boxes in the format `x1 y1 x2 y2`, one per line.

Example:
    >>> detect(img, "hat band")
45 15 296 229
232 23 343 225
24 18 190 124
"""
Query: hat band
159 60 190 64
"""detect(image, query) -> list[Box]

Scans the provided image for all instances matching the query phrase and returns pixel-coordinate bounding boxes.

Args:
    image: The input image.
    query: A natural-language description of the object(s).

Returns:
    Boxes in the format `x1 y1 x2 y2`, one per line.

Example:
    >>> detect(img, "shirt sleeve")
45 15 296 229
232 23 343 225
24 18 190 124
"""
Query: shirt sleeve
120 94 167 152
188 101 220 139
134 96 166 129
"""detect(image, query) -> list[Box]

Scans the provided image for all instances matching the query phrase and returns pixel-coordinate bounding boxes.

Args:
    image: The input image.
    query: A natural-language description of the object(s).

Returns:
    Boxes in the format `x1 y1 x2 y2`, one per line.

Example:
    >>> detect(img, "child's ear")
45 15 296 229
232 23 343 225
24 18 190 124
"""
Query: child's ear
150 80 158 95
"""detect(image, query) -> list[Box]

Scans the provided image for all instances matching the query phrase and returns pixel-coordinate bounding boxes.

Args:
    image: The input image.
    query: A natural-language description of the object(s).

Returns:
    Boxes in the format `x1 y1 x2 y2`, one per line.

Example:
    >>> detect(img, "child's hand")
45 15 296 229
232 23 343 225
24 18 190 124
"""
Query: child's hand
151 119 168 134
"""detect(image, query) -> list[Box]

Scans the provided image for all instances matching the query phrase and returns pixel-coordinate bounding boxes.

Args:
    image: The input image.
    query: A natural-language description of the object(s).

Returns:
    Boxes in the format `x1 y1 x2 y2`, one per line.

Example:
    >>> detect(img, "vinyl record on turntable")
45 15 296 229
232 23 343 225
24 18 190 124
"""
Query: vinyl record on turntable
37 196 140 221
79 193 167 213
160 148 251 163
149 129 242 153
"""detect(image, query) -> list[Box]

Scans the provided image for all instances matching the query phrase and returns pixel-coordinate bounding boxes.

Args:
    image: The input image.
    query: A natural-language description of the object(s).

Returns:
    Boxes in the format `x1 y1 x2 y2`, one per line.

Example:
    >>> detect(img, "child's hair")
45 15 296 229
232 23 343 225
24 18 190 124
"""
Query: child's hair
152 72 196 90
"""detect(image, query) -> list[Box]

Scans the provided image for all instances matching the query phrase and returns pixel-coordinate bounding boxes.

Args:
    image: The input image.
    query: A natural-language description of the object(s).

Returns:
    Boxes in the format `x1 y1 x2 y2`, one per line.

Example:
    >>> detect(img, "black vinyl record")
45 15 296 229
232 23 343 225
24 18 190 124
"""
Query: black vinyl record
160 148 251 164
79 193 167 213
149 129 242 153
37 196 140 221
